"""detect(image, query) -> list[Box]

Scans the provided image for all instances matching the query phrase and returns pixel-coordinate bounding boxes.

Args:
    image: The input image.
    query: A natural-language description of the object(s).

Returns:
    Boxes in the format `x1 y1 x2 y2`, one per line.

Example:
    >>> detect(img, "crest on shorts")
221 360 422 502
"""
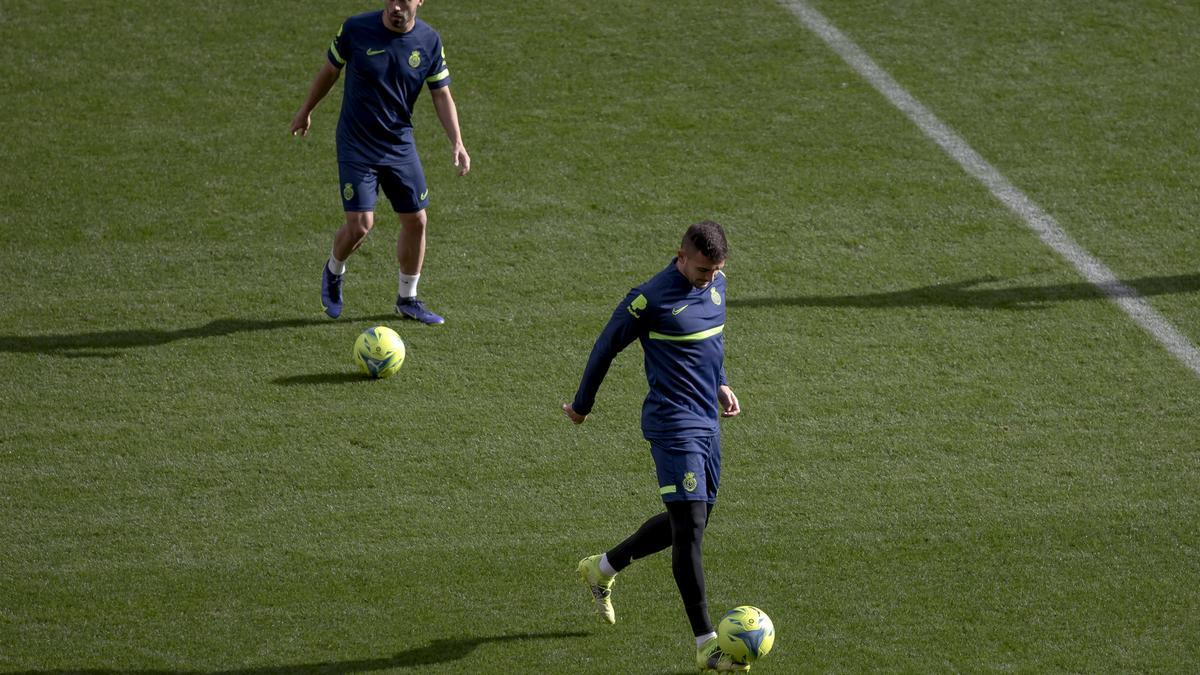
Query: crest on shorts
710 287 722 305
343 182 354 201
683 472 698 493
408 50 422 68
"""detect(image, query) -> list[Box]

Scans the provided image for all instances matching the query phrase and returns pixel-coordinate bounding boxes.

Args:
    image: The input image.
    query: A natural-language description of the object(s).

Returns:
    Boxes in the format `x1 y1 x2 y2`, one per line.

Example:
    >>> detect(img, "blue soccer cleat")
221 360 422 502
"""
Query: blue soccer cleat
395 296 445 325
321 264 344 318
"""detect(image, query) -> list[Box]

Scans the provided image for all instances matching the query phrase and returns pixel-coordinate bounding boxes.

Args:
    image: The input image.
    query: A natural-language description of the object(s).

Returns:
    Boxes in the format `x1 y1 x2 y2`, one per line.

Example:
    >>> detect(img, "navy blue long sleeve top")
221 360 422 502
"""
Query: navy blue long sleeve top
572 259 728 440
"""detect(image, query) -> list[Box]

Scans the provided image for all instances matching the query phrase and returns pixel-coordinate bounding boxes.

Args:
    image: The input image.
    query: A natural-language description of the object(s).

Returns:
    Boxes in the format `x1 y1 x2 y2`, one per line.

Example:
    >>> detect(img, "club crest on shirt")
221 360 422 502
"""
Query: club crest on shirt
710 287 722 305
627 293 648 318
683 472 698 492
408 50 422 68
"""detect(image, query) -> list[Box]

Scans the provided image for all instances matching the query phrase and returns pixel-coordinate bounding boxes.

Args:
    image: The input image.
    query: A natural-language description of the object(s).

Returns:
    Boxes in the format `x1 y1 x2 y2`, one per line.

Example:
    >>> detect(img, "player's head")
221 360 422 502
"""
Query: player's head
677 220 728 289
383 0 424 32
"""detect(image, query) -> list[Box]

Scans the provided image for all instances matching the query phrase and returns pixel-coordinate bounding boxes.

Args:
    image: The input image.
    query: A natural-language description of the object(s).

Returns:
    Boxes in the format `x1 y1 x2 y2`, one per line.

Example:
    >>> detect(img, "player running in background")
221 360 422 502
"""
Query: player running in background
562 221 747 672
291 0 470 325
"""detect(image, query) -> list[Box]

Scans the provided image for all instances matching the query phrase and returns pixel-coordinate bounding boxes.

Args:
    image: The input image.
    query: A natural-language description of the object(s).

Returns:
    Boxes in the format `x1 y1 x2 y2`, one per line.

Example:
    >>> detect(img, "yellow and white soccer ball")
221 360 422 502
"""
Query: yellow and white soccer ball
353 326 405 379
718 605 775 665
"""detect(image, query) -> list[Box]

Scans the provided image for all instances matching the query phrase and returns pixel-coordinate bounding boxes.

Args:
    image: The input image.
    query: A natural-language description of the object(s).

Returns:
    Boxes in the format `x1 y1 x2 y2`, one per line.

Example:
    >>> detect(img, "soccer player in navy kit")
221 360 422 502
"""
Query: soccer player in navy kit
563 221 747 672
291 0 469 325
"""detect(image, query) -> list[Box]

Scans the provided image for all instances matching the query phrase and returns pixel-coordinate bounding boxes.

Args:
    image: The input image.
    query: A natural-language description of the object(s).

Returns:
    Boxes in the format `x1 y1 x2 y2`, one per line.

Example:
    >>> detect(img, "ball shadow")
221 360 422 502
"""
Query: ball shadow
271 372 374 386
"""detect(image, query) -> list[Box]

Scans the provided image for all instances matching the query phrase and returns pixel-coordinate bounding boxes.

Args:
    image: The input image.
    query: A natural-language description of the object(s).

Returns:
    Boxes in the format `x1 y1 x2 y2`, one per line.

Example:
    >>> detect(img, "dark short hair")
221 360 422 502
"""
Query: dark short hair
681 220 729 261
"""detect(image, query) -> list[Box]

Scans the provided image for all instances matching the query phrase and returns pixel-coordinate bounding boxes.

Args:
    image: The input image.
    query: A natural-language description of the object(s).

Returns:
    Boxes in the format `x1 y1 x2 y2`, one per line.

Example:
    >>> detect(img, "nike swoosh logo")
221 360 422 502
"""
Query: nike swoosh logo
367 48 385 56
672 304 689 316
419 189 429 200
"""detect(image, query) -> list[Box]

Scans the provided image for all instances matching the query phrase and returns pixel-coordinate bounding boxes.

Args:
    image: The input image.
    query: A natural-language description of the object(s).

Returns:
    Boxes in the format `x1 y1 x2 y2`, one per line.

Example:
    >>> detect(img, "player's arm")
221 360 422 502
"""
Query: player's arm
426 41 469 175
292 24 350 137
430 86 470 176
562 290 645 424
291 60 341 137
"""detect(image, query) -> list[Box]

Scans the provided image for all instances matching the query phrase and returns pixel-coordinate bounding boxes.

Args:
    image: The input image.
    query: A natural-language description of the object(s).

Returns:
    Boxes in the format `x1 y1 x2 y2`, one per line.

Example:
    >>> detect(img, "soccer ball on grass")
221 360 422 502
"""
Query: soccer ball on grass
718 605 775 665
354 326 405 379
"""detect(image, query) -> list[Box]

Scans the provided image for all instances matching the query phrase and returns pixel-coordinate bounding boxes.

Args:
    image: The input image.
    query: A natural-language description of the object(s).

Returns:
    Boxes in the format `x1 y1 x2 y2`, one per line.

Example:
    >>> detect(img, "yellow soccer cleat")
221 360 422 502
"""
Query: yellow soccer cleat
576 554 616 624
697 636 751 672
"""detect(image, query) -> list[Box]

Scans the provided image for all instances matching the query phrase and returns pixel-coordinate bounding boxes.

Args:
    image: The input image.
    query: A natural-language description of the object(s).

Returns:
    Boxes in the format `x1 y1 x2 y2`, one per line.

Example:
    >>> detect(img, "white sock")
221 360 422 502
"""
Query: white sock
696 631 717 647
327 253 346 276
599 553 618 578
398 272 420 299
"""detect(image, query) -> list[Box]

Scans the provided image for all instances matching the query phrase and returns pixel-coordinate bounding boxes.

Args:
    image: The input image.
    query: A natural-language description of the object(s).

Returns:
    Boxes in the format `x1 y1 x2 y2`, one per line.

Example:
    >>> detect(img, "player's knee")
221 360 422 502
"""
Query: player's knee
675 525 704 547
344 212 374 238
398 210 427 233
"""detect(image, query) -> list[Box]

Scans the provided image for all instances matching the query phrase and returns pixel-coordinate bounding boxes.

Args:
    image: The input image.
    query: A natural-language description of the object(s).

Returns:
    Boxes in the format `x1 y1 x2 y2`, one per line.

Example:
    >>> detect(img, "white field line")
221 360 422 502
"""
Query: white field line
778 0 1200 378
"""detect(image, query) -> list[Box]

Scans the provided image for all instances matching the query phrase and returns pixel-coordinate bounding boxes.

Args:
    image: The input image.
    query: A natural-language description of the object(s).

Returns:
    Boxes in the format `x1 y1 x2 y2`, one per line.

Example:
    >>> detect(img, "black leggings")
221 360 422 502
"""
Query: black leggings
606 500 715 636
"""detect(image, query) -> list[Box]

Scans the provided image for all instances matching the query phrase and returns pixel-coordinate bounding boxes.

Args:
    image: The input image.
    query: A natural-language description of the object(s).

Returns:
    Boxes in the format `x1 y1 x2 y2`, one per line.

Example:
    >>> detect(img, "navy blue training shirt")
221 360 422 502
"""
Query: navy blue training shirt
572 260 729 440
327 13 451 164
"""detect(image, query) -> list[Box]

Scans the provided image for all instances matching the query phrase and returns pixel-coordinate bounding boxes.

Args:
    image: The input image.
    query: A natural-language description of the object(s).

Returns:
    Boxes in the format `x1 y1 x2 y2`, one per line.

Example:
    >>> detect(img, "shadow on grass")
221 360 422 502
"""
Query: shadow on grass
6 631 591 674
729 272 1200 311
272 372 374 386
0 315 397 358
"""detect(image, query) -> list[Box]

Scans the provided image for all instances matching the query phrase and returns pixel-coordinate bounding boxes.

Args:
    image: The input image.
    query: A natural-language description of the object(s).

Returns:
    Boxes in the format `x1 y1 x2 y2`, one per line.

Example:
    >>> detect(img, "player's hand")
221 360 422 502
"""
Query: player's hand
290 111 311 137
718 385 740 417
453 145 471 176
562 402 586 425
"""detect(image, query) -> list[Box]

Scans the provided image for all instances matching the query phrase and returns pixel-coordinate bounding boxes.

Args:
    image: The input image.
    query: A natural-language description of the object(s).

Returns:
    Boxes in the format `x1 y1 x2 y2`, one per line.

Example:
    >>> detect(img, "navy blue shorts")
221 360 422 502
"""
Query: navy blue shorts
338 158 429 214
650 434 721 504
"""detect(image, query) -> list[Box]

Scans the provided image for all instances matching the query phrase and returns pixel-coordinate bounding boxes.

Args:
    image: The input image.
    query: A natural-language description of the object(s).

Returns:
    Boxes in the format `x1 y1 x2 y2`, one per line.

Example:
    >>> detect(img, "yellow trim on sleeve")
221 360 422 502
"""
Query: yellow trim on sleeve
329 39 345 65
426 68 450 83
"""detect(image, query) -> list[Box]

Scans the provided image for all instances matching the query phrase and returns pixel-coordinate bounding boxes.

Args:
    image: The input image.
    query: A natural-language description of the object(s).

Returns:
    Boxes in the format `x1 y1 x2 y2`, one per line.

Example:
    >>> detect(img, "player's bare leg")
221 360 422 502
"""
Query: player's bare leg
323 211 374 318
394 209 443 324
334 211 375 261
395 209 426 276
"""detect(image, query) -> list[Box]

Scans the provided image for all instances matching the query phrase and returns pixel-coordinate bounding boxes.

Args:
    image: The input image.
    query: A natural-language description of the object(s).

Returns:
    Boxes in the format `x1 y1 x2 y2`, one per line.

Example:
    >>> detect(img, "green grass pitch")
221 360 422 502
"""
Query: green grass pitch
2 0 1198 672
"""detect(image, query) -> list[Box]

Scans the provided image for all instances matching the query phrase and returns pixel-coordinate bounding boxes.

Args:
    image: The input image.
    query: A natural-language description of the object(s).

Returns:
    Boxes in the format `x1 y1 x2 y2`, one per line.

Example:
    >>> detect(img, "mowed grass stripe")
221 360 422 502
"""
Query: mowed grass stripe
779 0 1200 377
